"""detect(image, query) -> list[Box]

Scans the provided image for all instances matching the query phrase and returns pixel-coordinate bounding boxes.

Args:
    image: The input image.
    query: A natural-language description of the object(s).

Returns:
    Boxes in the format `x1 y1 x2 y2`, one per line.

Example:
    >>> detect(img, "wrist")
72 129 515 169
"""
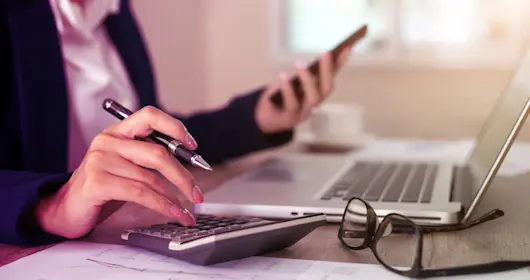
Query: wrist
34 182 70 238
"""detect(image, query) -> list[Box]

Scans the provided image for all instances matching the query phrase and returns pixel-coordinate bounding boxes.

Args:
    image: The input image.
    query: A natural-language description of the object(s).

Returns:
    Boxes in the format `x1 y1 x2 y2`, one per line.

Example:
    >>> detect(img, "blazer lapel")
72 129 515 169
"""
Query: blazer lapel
104 0 158 108
7 0 68 173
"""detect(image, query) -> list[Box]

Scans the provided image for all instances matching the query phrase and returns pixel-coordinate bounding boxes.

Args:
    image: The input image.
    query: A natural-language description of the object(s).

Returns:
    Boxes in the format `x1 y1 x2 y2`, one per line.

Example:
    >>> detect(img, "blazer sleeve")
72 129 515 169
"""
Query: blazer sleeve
0 171 71 246
173 87 294 164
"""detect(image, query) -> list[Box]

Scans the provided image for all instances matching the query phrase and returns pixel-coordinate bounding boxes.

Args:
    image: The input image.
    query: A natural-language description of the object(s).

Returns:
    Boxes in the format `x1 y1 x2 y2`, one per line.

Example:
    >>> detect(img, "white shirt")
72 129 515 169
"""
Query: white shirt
49 0 139 171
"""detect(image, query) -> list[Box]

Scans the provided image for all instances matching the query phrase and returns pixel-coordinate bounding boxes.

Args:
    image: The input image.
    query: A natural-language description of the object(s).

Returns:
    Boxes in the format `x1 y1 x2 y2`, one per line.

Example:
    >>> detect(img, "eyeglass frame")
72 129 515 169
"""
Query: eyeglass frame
337 197 529 278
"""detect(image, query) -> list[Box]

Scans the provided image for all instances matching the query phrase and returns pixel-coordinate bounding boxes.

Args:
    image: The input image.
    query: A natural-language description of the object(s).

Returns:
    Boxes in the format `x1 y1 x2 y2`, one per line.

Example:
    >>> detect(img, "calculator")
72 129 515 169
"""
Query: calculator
121 213 327 265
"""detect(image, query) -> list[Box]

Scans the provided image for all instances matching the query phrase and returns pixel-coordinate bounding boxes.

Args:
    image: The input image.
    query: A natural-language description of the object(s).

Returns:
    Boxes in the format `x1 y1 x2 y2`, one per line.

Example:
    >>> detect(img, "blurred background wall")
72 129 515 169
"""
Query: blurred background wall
130 0 530 140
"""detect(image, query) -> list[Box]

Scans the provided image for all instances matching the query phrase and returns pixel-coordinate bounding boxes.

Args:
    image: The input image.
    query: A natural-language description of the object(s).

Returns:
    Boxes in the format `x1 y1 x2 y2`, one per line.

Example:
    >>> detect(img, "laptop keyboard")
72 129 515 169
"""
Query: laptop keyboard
321 162 438 203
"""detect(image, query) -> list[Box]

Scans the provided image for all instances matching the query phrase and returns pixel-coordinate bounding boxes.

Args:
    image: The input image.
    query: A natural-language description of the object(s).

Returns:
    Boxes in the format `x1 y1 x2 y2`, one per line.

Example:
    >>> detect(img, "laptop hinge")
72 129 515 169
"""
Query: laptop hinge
450 165 473 217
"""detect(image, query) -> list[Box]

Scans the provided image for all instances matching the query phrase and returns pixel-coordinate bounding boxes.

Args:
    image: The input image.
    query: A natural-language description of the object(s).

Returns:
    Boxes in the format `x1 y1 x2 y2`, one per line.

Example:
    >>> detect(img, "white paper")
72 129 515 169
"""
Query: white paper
354 139 530 177
0 241 529 280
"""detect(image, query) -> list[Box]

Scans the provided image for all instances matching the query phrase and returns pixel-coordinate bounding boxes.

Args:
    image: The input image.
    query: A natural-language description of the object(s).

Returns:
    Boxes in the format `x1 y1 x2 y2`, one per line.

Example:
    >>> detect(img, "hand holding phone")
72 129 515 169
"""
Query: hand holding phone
269 25 368 109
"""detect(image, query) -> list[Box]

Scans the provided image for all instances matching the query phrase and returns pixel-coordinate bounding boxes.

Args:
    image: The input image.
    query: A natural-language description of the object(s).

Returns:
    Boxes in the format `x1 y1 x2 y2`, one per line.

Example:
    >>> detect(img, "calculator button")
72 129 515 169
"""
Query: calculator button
131 215 279 245
213 227 230 234
198 214 214 219
179 233 194 239
151 225 170 229
199 225 215 230
196 230 210 237
149 224 162 228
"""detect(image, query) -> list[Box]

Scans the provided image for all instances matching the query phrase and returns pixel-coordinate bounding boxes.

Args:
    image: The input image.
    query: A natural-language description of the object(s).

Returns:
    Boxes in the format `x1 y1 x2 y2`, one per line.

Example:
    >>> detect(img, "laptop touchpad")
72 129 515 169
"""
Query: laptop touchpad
243 155 348 184
246 160 296 183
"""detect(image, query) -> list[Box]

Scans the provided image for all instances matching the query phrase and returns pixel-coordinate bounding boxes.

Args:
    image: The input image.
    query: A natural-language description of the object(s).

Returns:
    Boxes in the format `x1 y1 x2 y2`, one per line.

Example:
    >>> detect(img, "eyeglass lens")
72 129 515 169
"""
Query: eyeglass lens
342 199 420 272
374 214 419 272
341 198 369 248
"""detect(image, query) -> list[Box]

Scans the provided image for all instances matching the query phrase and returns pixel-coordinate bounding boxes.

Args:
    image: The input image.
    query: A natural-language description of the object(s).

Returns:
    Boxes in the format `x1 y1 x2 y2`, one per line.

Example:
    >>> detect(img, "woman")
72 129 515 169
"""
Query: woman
0 0 352 246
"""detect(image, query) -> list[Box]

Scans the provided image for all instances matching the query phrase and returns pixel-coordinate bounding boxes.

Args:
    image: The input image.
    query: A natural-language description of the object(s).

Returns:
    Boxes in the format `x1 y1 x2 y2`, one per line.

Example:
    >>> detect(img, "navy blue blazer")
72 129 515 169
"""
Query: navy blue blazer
0 0 292 246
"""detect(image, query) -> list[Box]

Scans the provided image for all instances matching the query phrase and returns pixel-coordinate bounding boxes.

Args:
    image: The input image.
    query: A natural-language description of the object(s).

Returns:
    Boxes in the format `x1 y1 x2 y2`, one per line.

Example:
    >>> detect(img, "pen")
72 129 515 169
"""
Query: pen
102 98 213 171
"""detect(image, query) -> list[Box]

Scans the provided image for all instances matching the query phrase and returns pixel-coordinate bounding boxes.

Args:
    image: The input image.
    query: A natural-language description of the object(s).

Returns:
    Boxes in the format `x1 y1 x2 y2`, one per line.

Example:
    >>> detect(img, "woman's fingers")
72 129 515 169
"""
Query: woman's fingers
90 171 195 226
89 134 203 204
335 45 353 70
295 61 320 119
93 151 170 197
104 105 198 150
318 52 334 97
279 72 300 114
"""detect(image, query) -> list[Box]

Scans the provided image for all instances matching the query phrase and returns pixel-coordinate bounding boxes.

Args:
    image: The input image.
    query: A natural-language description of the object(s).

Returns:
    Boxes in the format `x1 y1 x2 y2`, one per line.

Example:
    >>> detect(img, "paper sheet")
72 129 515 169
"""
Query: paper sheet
0 241 529 280
354 139 530 177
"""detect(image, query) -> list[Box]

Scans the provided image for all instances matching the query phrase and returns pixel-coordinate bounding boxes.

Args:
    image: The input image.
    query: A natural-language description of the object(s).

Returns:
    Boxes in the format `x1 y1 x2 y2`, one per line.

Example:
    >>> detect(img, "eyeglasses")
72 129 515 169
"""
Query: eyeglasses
337 197 528 278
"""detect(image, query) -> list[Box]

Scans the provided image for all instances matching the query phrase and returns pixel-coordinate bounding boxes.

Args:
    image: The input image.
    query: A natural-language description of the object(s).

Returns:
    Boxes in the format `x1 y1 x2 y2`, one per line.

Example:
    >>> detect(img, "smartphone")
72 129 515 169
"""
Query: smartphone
269 24 368 109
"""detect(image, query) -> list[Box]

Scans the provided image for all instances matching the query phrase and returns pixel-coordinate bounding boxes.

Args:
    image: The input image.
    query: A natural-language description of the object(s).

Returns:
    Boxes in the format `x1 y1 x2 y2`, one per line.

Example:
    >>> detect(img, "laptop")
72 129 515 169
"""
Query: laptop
195 49 530 226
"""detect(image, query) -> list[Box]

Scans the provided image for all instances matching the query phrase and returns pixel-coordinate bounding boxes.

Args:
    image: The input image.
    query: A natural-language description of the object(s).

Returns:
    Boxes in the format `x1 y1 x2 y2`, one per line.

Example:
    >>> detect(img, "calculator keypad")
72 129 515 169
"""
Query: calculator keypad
128 215 275 244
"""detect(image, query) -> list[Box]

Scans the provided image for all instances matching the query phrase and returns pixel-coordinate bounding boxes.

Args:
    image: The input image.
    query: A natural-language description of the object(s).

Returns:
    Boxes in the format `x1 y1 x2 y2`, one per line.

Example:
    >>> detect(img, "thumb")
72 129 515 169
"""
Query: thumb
335 45 354 71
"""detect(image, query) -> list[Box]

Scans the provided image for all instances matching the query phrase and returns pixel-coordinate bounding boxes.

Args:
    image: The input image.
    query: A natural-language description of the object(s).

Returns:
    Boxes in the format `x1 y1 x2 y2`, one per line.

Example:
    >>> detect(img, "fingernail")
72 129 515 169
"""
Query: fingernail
182 208 196 225
170 206 196 226
185 133 198 149
295 60 307 69
192 185 204 203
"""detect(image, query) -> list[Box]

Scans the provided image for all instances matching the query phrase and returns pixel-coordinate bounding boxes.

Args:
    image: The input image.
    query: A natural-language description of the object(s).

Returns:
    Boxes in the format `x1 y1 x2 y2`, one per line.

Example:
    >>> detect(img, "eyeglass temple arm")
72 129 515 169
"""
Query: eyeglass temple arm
420 209 504 234
341 209 503 237
417 260 530 278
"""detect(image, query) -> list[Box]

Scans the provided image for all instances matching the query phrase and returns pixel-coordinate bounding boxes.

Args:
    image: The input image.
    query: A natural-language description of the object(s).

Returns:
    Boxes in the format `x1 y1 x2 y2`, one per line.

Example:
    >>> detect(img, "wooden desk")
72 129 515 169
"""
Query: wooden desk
1 145 530 271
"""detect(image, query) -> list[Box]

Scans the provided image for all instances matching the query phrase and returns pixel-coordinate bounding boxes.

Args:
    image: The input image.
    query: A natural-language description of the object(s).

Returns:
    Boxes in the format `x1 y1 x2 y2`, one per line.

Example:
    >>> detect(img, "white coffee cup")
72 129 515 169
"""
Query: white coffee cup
306 103 366 143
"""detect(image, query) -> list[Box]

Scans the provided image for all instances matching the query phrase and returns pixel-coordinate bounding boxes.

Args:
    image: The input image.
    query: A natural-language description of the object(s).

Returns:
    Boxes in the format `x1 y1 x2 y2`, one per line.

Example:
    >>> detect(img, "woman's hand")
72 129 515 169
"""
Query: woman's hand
34 106 202 239
255 46 353 134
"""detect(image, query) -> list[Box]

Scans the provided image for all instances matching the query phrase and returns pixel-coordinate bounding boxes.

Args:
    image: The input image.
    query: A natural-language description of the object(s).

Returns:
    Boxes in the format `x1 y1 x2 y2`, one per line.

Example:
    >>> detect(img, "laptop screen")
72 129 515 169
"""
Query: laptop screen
465 50 530 213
